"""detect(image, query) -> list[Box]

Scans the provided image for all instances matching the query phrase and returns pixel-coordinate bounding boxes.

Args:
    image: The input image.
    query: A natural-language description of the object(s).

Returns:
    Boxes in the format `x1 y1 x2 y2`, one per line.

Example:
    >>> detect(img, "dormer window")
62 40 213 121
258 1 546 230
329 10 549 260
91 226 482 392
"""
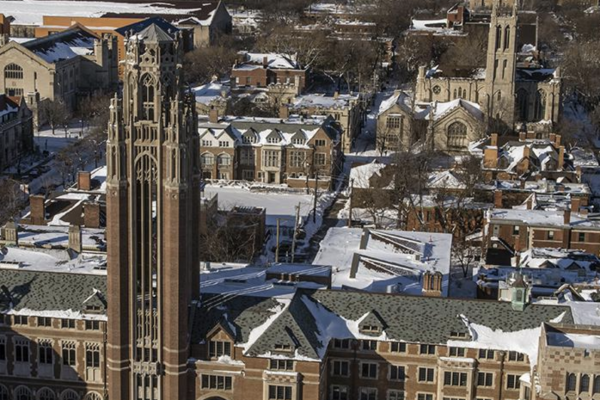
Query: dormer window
274 343 292 352
361 325 380 334
218 141 229 148
267 136 280 144
243 135 257 144
209 340 231 358
292 138 305 145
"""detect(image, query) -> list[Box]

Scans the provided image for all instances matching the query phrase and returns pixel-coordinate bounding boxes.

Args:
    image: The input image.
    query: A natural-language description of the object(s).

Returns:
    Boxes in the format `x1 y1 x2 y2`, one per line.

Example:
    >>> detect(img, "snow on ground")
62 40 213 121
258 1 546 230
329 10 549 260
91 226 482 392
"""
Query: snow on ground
3 0 203 26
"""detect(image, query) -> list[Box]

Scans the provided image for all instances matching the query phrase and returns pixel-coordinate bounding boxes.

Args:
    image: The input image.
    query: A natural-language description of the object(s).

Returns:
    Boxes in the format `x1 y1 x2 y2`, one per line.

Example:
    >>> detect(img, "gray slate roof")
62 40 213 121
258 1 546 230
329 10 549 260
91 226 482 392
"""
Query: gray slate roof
195 288 573 361
0 269 106 315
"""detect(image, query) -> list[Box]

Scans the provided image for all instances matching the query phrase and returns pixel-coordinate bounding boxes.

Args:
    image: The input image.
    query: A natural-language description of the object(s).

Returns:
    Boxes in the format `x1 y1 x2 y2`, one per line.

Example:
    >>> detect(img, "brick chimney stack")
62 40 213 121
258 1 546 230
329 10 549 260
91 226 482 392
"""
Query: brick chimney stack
493 190 503 208
78 171 92 191
68 225 82 253
571 197 581 213
558 146 565 170
29 195 46 225
209 108 219 124
279 105 289 119
490 133 498 146
84 201 101 228
564 209 571 225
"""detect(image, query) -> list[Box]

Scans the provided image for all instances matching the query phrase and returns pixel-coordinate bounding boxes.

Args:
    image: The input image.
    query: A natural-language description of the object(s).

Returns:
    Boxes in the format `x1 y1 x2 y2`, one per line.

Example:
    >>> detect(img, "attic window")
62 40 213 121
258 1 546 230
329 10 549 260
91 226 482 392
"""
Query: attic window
267 136 280 144
209 340 231 358
243 135 256 144
449 331 467 339
274 344 292 352
361 325 380 333
292 138 305 145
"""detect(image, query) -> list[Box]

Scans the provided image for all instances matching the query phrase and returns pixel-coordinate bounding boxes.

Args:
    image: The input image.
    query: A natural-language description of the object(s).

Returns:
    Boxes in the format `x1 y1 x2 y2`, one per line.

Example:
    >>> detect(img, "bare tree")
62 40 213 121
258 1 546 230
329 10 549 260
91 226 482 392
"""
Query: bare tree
39 99 70 136
0 179 24 225
183 35 238 85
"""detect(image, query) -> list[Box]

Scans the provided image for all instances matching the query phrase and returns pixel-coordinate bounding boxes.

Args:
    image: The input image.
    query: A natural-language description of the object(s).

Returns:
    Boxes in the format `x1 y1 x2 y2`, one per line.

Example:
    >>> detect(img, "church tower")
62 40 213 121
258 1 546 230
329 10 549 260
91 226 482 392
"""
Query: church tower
106 24 201 400
484 2 518 128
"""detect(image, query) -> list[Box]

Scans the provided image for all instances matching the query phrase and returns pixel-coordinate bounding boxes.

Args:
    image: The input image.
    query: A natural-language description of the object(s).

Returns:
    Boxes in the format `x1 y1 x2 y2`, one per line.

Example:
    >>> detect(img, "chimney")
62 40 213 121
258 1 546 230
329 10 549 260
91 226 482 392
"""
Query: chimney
68 225 82 253
555 134 561 147
571 197 581 213
78 171 92 191
519 132 526 142
83 201 101 228
520 180 526 189
263 56 268 68
493 190 503 208
209 108 219 124
526 196 533 210
576 166 582 182
333 91 340 99
564 209 571 225
490 133 498 147
29 194 46 225
3 221 18 245
523 145 530 159
279 105 289 119
483 146 498 168
549 133 556 144
558 146 565 170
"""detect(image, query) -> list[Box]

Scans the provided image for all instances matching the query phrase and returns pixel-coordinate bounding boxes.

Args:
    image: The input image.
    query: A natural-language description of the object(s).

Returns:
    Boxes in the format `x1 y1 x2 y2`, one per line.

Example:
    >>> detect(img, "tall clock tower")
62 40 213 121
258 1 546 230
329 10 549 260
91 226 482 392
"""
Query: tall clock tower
106 23 201 400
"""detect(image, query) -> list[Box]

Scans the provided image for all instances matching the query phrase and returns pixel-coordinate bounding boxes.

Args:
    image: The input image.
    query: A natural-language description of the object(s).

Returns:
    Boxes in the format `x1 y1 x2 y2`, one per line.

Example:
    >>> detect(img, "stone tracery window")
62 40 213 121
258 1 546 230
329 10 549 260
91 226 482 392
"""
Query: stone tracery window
432 85 441 95
447 121 468 149
141 73 156 121
4 63 23 79
534 89 546 120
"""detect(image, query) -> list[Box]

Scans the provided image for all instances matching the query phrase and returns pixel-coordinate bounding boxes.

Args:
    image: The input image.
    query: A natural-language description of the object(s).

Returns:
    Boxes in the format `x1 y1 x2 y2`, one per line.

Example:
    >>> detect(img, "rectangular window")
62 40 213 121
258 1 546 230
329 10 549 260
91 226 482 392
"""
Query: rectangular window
360 388 377 400
390 365 406 381
62 342 76 366
478 372 494 387
274 344 292 352
289 151 305 168
243 170 254 180
386 116 402 129
449 347 465 357
270 359 293 371
209 340 232 358
315 153 326 166
478 349 495 359
264 150 280 168
201 374 233 391
332 360 350 376
241 148 254 166
444 371 468 386
85 320 100 330
508 351 525 362
218 141 229 148
86 343 101 368
547 230 554 240
579 232 586 242
38 317 52 327
331 386 348 400
333 339 351 349
420 344 435 355
268 385 292 400
388 390 405 400
61 319 76 329
507 374 521 389
513 225 520 235
13 315 28 325
361 362 378 379
418 367 435 382
15 339 29 363
362 340 377 351
314 139 326 147
0 337 5 361
390 342 406 353
39 341 53 364
417 394 434 400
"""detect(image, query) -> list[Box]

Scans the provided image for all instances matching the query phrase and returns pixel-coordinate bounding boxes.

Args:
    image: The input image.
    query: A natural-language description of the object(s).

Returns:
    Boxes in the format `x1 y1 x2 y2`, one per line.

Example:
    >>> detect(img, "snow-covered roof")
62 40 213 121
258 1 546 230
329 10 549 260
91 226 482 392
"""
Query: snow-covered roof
0 246 106 275
22 26 98 63
3 0 206 26
487 208 600 229
378 91 415 116
313 227 452 296
349 161 391 189
236 52 301 70
0 95 20 119
411 18 448 31
13 224 106 251
193 81 230 105
291 93 360 110
428 98 484 121
547 331 600 350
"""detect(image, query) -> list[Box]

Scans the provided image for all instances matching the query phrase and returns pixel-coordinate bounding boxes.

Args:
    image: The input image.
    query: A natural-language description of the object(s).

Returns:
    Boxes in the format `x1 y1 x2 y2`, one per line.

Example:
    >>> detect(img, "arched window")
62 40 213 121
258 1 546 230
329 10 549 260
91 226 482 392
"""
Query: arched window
516 89 529 121
217 154 231 166
4 63 23 79
566 373 577 392
141 73 156 121
453 89 457 99
580 374 590 393
0 385 8 400
534 90 546 120
504 26 511 50
201 153 214 166
14 386 33 400
38 388 56 400
593 376 600 394
447 122 468 149
496 25 502 50
60 390 79 400
83 394 102 400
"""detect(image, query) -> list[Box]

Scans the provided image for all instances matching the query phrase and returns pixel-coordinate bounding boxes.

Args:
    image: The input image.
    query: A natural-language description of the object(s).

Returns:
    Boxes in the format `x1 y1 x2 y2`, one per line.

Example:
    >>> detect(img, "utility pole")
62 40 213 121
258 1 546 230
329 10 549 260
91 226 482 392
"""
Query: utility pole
291 202 301 263
275 218 280 263
313 171 318 223
348 178 354 227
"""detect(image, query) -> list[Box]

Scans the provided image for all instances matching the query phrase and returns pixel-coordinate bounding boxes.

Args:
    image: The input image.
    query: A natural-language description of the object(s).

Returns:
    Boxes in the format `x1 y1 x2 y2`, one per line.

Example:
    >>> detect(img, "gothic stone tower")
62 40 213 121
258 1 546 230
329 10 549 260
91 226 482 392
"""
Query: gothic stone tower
106 24 201 400
484 2 518 128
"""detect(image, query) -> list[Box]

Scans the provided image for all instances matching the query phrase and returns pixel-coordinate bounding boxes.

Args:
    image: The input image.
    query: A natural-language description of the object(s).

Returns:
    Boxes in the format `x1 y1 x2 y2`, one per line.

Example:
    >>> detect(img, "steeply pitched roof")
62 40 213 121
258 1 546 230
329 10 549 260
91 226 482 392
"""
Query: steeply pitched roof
22 25 99 63
115 17 179 39
0 269 107 318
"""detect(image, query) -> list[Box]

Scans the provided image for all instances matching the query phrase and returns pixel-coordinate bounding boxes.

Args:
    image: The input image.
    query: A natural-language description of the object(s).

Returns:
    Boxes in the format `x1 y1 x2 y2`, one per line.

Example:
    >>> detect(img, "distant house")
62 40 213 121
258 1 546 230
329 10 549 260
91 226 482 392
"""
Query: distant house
175 0 232 48
199 114 342 188
0 25 118 124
